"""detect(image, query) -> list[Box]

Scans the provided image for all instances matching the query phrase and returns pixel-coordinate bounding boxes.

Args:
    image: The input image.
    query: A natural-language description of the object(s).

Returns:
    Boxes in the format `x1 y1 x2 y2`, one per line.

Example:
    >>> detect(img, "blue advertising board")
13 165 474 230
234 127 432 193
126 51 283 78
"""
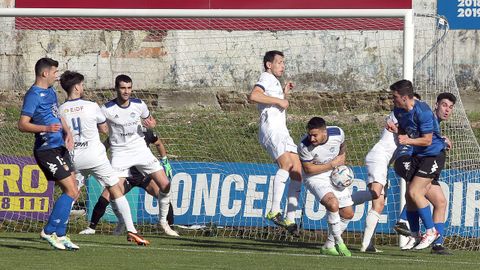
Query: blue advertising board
438 0 480 29
86 161 480 236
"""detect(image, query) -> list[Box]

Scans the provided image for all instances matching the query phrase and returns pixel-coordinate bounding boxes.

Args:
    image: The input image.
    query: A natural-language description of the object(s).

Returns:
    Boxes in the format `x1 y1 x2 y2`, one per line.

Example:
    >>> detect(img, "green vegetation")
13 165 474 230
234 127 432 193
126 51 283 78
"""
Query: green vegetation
467 111 480 143
0 233 479 270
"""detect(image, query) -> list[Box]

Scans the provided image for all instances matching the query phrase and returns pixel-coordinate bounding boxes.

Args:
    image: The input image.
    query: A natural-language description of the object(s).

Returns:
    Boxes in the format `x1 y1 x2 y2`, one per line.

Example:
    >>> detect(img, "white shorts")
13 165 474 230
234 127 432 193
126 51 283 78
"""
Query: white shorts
111 148 163 178
76 159 119 188
259 131 297 161
305 176 353 208
364 149 391 189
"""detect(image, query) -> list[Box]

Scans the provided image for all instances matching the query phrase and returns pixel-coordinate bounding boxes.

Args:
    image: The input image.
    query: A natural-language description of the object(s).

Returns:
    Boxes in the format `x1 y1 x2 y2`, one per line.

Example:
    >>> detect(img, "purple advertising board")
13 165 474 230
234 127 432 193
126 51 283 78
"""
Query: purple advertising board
0 156 55 221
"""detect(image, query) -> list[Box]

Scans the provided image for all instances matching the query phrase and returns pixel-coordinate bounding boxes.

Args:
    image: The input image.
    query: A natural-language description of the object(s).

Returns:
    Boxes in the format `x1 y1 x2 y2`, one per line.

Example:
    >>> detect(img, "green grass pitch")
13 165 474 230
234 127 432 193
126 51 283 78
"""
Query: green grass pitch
1 232 480 270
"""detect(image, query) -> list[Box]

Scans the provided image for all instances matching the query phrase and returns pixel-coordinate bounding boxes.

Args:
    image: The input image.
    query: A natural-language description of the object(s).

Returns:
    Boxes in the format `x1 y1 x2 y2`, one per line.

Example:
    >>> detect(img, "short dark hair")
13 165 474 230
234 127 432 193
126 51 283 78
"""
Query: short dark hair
115 74 132 89
389 79 414 98
436 92 456 105
34 57 59 77
263 50 284 70
307 117 326 130
60 71 84 94
413 92 422 100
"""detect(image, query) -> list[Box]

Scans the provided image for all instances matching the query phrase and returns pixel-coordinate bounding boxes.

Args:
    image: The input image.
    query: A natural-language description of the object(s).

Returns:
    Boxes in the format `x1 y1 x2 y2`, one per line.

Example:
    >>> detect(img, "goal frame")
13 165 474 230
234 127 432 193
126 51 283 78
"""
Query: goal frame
0 6 414 246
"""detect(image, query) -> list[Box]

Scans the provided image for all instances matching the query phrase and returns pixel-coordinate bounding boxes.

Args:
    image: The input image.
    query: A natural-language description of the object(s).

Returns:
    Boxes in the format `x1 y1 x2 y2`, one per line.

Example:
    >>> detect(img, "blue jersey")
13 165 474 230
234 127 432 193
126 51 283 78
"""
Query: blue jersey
20 85 64 150
394 100 445 157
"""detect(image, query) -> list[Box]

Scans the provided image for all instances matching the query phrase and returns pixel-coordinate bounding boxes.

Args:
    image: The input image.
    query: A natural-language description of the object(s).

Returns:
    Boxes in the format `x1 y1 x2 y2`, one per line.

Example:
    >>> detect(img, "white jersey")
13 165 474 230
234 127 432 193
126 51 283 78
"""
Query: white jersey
298 126 345 179
59 99 108 169
366 112 399 162
298 126 352 207
255 72 288 135
101 98 150 154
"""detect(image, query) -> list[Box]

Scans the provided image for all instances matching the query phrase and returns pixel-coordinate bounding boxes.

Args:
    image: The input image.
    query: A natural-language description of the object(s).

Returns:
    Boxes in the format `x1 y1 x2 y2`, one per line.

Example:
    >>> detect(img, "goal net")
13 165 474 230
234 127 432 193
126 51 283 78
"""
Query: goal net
1 8 479 250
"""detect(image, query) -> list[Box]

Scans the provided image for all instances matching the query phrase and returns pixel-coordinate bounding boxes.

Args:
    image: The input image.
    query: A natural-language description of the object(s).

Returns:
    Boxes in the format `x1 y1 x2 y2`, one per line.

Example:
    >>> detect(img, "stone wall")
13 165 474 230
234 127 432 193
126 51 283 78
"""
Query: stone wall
1 0 479 113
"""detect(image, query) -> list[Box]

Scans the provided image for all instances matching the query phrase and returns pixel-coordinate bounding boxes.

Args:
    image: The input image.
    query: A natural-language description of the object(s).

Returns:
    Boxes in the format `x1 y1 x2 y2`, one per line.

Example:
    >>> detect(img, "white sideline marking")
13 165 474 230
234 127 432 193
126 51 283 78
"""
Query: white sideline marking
1 238 479 266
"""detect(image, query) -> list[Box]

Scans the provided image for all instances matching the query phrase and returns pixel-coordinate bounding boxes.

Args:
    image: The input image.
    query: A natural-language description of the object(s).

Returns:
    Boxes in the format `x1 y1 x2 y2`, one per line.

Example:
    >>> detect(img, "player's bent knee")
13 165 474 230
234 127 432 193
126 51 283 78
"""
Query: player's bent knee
322 194 339 212
371 190 382 200
340 206 354 219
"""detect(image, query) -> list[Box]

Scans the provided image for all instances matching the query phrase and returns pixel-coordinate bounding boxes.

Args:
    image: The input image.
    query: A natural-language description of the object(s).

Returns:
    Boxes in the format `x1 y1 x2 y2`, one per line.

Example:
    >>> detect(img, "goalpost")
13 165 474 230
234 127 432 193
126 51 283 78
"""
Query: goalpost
1 6 479 250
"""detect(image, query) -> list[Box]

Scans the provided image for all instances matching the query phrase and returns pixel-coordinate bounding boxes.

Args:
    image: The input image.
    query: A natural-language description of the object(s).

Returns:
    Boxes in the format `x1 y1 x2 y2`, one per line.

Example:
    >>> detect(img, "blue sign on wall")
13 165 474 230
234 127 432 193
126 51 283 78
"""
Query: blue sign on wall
438 0 480 29
86 161 480 237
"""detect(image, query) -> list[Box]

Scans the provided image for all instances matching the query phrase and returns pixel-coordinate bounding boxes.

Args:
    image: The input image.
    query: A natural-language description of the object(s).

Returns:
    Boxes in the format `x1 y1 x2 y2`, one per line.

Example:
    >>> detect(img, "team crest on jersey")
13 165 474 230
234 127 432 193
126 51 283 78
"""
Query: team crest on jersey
51 104 60 118
329 147 335 153
130 112 136 118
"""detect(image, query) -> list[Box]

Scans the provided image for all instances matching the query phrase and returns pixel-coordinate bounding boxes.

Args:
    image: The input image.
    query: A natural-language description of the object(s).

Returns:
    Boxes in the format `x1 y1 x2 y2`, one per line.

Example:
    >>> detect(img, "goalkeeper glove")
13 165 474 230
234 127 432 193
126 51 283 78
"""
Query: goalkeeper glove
161 156 173 179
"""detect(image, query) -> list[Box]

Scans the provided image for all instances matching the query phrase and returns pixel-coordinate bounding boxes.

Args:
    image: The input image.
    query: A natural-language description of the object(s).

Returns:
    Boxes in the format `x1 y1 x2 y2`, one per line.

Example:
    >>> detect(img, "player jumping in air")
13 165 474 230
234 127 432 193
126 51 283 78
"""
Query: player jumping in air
248 51 303 234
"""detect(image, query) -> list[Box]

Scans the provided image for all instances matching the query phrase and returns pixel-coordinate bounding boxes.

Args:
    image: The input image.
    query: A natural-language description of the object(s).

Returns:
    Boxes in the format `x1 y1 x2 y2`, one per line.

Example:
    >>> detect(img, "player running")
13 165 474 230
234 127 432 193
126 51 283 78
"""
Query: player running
248 50 302 234
298 117 353 256
59 70 149 245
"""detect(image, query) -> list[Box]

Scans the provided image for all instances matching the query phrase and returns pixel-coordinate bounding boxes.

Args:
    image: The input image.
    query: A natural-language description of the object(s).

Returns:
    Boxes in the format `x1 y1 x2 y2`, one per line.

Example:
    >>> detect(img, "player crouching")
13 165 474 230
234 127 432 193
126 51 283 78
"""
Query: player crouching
298 117 354 256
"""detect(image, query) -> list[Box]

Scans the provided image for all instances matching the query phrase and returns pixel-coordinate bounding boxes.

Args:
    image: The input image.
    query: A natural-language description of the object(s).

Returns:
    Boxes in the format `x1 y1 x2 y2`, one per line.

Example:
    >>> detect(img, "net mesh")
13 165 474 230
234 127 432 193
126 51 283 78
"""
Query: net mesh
1 11 479 250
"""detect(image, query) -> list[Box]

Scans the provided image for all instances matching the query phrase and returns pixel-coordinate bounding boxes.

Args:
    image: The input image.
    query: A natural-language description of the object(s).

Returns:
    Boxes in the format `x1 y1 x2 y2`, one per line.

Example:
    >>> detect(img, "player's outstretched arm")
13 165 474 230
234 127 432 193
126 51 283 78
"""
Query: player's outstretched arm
18 115 61 133
248 86 288 109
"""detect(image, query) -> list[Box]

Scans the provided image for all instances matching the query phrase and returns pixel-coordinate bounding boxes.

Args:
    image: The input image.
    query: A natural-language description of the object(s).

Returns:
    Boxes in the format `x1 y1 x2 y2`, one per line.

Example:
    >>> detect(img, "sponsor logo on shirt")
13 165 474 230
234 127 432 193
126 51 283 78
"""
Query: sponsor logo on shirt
74 141 89 148
52 104 60 118
120 132 135 137
130 112 136 118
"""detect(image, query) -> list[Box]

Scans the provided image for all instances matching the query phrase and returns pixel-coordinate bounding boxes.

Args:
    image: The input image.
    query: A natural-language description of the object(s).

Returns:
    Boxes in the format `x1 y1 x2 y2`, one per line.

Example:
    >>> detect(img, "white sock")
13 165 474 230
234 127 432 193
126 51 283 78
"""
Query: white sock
362 209 380 248
158 191 170 224
286 180 301 222
112 196 137 234
351 190 373 205
340 217 350 234
327 211 343 244
326 217 350 247
324 225 336 249
271 169 289 213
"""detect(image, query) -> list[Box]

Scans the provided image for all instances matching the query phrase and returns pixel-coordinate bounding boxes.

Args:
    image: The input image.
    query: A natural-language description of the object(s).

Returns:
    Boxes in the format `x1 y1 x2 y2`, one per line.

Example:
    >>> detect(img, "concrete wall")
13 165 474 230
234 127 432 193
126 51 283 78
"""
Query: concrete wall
0 0 479 108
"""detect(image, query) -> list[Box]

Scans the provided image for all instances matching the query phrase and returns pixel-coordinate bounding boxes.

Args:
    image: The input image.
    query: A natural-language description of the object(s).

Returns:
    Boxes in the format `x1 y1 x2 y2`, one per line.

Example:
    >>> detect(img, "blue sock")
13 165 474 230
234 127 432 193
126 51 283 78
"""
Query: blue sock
44 194 74 236
399 206 407 221
417 205 435 230
406 210 420 233
433 222 445 245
